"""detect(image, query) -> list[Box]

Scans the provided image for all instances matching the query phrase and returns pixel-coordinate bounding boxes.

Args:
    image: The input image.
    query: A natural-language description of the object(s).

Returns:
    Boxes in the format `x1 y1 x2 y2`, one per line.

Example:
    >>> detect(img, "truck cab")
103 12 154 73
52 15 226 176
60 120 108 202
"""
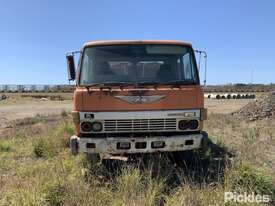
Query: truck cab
66 40 207 158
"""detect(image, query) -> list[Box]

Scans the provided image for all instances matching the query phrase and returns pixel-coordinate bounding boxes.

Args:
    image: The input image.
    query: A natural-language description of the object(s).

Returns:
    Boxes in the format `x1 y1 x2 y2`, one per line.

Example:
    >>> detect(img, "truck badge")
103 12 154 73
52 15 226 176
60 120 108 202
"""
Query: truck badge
115 95 165 104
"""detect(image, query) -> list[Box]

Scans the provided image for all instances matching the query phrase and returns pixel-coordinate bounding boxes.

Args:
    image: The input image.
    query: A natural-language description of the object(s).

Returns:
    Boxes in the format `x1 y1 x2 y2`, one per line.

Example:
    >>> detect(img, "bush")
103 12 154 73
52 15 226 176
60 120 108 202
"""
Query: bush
33 138 56 158
61 110 68 118
33 122 75 158
0 142 11 152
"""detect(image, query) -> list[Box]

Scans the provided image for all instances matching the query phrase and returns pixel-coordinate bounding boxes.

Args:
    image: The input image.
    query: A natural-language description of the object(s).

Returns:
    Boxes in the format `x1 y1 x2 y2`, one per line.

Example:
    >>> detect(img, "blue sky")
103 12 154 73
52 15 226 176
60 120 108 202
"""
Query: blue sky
0 0 274 85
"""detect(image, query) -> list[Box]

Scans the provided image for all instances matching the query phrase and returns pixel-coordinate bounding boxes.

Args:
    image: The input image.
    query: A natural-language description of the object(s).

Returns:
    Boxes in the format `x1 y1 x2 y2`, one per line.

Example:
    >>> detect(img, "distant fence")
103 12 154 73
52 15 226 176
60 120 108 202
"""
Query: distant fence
0 85 75 93
1 84 273 93
203 85 275 93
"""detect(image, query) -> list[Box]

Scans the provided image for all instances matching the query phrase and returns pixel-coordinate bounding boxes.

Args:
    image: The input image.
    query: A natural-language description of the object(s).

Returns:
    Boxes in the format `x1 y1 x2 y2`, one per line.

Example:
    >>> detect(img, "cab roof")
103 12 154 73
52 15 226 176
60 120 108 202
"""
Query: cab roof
83 40 193 48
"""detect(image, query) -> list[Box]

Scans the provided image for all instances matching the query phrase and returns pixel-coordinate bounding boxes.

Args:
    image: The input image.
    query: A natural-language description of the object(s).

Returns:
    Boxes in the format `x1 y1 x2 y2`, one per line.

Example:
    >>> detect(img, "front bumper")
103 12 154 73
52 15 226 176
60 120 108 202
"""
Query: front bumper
70 132 207 155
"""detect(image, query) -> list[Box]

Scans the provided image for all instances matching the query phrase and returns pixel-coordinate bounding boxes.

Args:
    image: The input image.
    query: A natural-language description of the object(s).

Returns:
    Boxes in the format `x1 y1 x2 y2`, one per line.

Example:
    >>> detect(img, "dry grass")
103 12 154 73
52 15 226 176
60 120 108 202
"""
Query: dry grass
0 113 274 206
205 113 275 174
0 92 72 104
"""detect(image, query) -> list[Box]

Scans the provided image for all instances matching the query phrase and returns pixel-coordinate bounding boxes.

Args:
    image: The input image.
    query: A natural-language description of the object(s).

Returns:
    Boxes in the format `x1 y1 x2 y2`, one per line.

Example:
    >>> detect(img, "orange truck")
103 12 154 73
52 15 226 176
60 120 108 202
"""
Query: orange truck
66 40 208 159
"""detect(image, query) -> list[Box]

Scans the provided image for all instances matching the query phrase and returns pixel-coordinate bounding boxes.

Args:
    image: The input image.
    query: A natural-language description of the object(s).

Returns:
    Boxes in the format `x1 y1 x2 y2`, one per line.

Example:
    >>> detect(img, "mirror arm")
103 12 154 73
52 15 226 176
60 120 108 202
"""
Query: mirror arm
203 52 207 87
66 50 81 56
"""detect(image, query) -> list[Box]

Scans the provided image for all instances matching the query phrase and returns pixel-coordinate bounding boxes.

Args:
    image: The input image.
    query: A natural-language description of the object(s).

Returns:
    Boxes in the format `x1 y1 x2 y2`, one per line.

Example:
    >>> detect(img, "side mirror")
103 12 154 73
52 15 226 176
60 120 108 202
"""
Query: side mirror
194 50 207 86
66 54 76 81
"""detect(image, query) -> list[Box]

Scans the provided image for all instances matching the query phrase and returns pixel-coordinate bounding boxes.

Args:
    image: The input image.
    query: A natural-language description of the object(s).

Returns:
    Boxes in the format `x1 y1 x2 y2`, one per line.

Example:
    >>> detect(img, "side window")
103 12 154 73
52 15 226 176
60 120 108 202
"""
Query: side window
182 53 194 80
80 53 92 84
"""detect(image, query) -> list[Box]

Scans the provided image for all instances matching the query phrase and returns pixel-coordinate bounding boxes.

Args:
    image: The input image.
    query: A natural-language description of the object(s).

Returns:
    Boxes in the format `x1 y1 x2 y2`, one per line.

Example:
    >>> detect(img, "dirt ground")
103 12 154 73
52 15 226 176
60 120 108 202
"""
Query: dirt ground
0 96 251 121
0 93 72 135
0 93 253 136
205 98 253 114
0 100 71 120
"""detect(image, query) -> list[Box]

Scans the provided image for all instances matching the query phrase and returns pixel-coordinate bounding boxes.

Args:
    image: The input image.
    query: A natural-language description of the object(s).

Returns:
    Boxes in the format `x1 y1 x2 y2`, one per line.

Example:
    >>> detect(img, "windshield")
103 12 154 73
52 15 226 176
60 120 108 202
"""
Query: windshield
79 44 199 86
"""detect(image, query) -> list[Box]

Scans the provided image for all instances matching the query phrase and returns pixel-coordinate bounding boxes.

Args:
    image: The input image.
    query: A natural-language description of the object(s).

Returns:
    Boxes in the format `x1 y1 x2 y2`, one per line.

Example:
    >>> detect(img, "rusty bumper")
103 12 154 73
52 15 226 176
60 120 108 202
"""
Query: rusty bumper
70 133 206 155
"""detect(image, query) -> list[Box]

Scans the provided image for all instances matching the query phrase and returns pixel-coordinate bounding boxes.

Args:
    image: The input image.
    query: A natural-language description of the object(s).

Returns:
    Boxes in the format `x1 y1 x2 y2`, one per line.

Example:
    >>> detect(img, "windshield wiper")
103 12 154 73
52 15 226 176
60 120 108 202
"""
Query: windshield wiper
85 83 106 93
102 81 135 86
85 82 136 91
85 80 196 91
86 82 133 87
136 81 160 86
136 80 196 87
86 83 103 87
162 80 197 85
103 82 138 89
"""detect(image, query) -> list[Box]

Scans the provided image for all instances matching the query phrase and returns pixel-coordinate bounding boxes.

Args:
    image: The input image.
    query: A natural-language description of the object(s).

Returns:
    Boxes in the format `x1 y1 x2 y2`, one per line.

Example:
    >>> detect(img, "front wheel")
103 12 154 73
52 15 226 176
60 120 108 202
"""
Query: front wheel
199 131 210 154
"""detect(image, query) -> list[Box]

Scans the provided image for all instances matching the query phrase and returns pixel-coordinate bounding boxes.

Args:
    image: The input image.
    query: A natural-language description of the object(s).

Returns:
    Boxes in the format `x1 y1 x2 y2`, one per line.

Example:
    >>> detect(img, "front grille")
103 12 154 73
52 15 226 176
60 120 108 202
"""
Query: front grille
104 118 177 132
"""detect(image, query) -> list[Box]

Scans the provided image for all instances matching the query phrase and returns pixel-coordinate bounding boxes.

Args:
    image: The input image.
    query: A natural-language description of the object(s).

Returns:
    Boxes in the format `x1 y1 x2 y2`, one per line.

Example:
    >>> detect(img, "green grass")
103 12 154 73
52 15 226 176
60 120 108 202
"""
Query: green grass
225 163 275 199
0 142 11 152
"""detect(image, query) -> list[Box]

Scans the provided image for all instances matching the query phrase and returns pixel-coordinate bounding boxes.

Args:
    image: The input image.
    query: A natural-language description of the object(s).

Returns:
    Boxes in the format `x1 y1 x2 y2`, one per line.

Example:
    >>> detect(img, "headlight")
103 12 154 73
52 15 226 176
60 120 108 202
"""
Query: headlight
91 121 103 132
81 122 93 132
178 120 189 130
81 121 103 132
178 120 199 130
188 120 199 130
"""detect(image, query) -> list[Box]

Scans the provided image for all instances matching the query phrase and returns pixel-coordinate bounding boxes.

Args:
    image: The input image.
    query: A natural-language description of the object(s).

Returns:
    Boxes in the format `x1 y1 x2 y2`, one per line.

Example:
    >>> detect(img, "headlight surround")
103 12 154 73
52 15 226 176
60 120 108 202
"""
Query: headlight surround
178 120 199 130
81 121 103 132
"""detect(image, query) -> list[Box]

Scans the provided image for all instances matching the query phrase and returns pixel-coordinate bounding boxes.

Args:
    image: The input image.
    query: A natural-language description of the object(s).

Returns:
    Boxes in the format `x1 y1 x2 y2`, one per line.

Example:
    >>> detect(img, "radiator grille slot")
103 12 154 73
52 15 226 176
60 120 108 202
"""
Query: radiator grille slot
104 118 177 132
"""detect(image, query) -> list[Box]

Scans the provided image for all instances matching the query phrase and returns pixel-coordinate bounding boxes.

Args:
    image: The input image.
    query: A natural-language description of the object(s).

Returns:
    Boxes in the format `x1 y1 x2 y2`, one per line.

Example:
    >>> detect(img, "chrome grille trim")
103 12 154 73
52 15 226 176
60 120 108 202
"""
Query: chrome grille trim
104 118 177 132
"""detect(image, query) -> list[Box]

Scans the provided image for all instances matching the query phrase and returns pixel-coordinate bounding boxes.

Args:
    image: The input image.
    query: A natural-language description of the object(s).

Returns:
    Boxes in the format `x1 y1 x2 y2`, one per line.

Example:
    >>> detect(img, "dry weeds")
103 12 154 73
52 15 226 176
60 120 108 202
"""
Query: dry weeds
0 113 274 206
